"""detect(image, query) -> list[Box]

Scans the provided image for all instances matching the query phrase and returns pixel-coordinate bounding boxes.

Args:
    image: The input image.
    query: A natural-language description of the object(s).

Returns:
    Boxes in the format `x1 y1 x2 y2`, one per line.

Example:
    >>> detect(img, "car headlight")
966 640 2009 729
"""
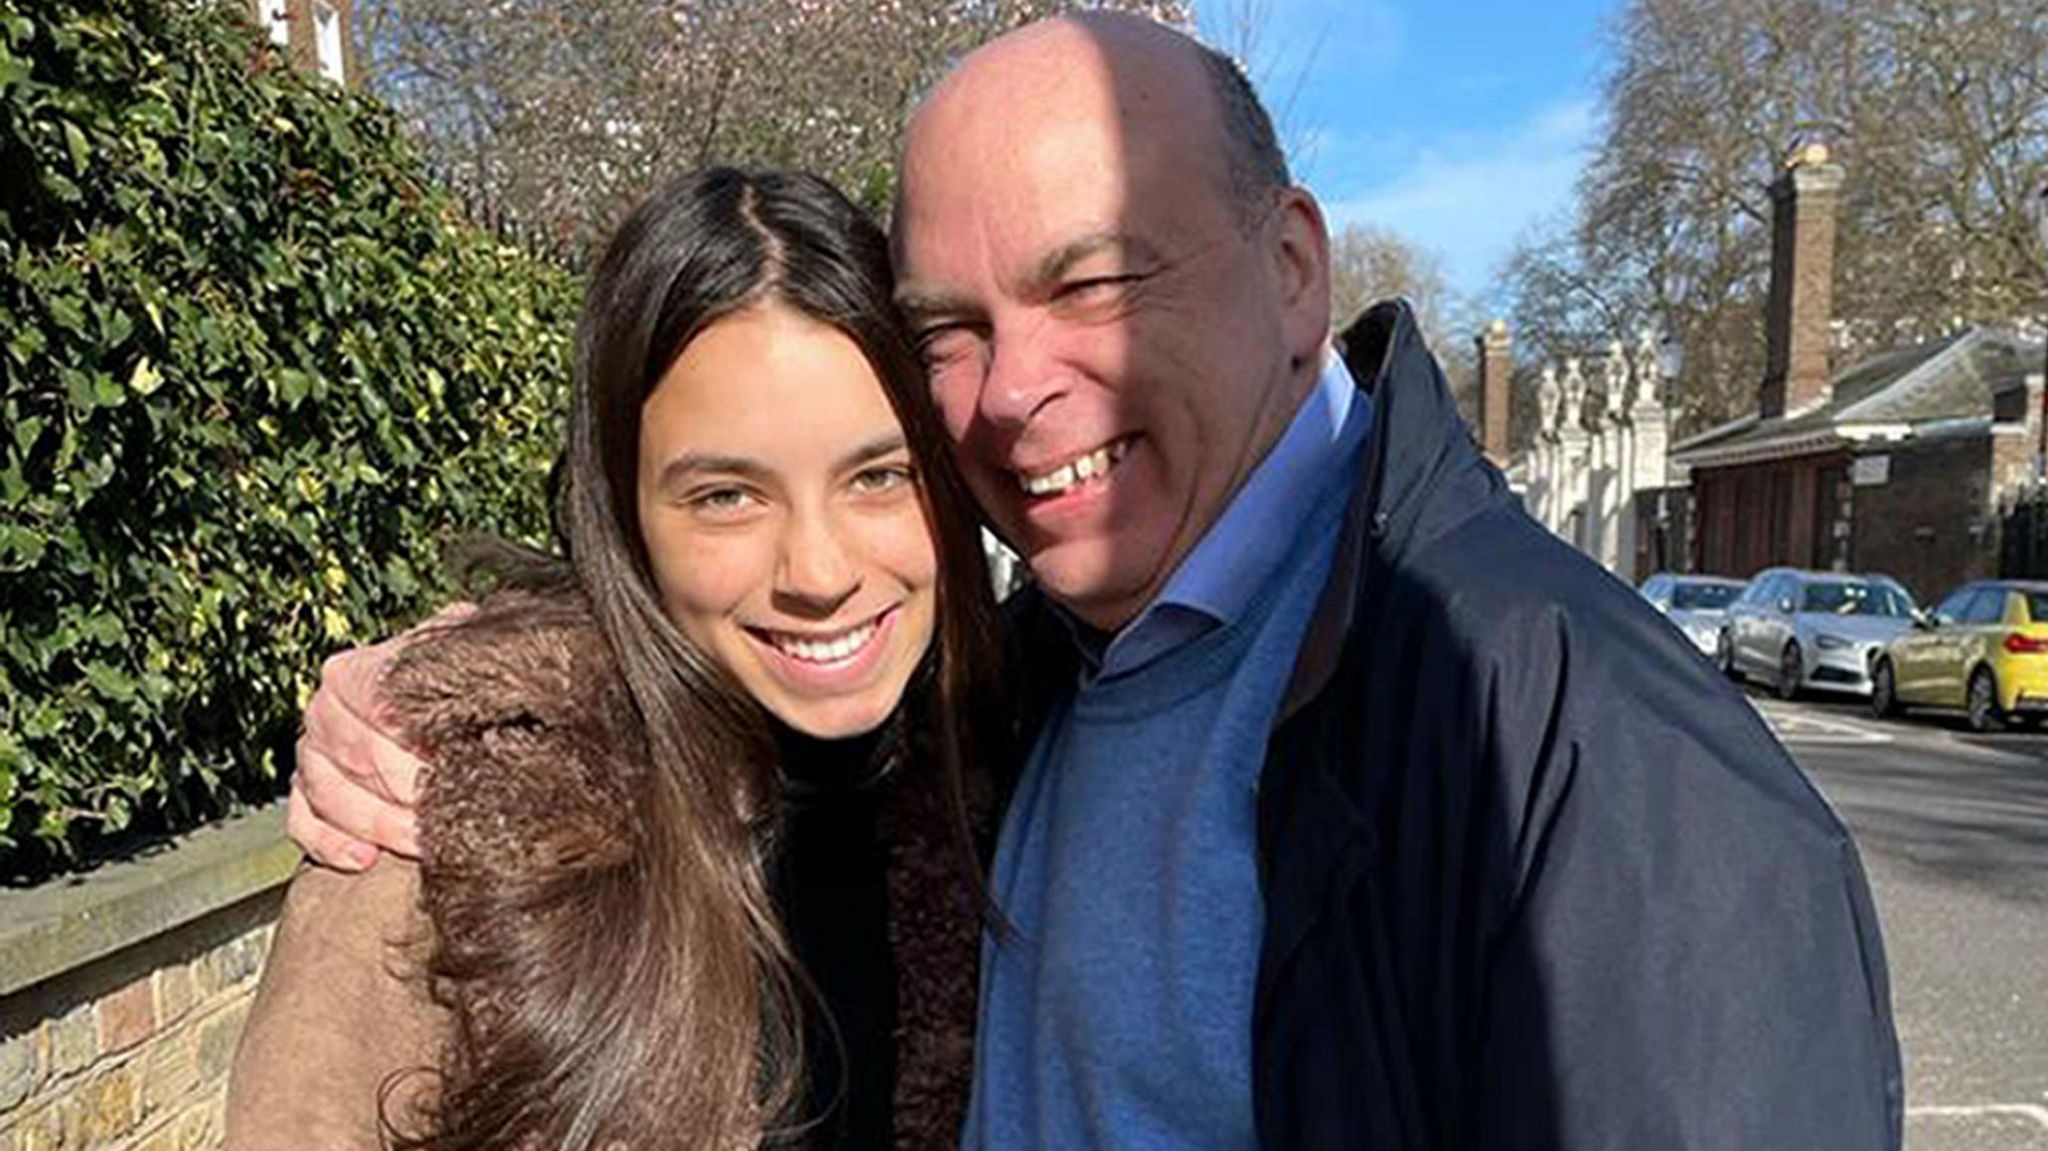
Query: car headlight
1814 633 1852 651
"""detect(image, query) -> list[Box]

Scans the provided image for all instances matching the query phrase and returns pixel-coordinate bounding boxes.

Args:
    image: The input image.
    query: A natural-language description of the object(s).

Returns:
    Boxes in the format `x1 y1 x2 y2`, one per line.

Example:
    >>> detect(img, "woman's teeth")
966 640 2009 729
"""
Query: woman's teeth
1018 439 1130 497
769 619 879 664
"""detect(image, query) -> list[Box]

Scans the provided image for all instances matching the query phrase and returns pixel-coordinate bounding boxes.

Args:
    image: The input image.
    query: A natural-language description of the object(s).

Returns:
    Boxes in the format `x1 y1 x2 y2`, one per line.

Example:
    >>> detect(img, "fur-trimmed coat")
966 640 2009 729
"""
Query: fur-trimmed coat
226 593 984 1149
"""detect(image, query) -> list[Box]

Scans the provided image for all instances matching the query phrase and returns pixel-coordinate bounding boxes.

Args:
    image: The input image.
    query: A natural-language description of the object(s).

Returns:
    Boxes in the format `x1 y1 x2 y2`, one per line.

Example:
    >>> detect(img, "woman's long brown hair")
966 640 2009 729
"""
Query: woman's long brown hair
394 168 1003 1150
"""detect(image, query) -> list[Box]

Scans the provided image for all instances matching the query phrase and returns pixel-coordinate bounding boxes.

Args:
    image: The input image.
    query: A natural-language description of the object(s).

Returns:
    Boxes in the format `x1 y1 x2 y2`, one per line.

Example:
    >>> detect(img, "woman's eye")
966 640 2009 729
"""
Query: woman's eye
852 466 915 495
688 486 759 517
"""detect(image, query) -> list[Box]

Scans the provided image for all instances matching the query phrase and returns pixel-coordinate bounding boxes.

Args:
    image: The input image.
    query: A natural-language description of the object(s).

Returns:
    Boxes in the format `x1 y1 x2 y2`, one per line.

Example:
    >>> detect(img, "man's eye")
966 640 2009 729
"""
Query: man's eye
917 326 981 364
1057 274 1143 305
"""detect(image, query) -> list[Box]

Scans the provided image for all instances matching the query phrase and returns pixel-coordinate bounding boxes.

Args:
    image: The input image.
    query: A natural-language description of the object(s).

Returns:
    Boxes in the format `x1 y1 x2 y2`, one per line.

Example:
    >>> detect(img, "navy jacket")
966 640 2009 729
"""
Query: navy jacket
1002 301 1903 1148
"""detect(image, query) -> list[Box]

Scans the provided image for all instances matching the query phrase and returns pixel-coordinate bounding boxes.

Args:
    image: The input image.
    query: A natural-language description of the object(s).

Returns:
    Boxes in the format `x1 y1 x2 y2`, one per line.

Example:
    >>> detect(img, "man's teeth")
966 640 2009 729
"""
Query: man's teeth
1019 440 1129 497
770 619 879 664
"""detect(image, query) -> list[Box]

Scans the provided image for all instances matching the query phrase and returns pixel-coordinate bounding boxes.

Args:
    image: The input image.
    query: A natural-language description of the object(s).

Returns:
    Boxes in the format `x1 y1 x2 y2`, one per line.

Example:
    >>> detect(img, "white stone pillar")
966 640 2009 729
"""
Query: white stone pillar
1536 364 1561 532
1560 359 1590 551
1600 342 1630 573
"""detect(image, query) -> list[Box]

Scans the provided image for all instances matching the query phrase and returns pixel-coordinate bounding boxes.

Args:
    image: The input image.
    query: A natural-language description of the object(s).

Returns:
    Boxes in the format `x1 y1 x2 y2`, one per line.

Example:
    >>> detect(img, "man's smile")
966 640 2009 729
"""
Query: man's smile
1014 435 1137 499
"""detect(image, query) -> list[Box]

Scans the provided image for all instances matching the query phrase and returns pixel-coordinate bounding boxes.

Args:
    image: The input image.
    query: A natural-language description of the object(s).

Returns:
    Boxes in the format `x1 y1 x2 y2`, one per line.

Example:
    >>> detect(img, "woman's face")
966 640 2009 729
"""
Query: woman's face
637 302 939 740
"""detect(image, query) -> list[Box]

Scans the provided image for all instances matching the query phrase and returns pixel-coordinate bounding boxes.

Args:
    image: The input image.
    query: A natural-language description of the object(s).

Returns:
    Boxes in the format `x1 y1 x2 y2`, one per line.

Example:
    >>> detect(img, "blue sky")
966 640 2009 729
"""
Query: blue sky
1195 0 1617 310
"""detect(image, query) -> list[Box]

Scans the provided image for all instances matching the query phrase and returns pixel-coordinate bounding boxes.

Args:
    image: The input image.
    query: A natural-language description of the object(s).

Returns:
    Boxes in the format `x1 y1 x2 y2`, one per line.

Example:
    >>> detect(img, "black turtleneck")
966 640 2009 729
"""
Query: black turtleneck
769 725 898 1150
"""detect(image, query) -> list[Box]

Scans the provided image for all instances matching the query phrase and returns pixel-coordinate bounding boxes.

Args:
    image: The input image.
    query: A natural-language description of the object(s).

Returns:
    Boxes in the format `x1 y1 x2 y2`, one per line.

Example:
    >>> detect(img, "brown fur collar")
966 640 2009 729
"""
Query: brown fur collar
382 590 982 1149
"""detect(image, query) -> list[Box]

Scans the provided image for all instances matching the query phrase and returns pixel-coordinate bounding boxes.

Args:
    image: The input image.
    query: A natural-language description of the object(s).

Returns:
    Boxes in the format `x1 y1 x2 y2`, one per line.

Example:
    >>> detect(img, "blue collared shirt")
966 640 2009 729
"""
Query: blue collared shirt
1086 351 1372 679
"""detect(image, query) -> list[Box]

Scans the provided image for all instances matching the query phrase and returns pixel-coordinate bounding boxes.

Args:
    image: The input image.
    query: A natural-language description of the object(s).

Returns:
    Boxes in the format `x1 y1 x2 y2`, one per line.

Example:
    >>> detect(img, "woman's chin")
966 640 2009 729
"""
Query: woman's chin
761 690 901 742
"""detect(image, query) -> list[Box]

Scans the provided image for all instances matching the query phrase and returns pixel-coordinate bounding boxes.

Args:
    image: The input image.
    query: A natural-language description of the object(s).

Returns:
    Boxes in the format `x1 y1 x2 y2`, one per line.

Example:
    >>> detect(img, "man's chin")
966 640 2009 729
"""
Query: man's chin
1020 544 1159 633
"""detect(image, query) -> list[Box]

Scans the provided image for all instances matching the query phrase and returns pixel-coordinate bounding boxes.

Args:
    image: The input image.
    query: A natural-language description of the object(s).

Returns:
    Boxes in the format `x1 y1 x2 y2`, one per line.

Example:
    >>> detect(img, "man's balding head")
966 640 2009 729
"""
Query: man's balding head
893 13 1331 630
907 13 1288 231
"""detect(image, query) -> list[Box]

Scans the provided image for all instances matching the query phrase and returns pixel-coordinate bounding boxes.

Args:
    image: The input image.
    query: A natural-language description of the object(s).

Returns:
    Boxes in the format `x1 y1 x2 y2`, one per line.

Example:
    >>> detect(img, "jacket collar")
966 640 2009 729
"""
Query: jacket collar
1277 300 1509 720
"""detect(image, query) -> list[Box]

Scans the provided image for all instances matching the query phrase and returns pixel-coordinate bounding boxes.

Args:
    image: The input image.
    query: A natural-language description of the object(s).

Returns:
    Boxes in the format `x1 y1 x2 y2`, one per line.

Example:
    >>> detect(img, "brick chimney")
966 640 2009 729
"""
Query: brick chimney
1475 318 1513 466
1759 141 1844 420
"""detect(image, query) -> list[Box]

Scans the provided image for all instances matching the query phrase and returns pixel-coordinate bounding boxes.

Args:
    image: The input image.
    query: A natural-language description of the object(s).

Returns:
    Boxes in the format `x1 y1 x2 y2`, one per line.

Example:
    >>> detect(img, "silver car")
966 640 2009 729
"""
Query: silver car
1718 568 1918 699
1640 573 1745 659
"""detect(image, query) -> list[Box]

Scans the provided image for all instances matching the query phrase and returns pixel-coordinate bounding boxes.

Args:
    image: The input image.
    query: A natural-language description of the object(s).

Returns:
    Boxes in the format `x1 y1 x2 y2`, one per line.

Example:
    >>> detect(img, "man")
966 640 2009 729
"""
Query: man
291 13 1902 1148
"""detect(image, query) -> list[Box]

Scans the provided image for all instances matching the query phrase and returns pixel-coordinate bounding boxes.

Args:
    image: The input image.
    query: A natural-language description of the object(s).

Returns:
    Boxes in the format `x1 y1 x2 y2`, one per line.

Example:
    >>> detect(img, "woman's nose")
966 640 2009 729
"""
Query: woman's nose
773 509 860 614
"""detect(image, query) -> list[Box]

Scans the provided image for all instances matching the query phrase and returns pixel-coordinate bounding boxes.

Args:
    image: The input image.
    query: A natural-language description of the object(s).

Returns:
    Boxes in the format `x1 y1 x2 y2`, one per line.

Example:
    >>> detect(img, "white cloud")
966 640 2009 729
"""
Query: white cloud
1316 97 1598 305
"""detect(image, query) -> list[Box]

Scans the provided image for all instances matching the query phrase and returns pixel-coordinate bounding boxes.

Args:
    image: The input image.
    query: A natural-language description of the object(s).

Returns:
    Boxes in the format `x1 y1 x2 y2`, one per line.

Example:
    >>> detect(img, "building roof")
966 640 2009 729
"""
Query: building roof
1670 328 2042 469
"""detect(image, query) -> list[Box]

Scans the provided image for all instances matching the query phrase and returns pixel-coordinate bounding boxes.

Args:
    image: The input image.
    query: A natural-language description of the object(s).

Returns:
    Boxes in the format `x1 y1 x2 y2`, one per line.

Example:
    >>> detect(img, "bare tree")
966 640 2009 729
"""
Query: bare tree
1500 0 2048 435
355 0 1192 261
1327 221 1483 420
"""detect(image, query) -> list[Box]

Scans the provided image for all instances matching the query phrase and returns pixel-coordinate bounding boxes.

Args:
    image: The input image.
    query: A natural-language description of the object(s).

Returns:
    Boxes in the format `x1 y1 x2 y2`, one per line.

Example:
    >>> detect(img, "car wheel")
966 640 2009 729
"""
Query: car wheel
1777 641 1803 701
1870 659 1899 719
1967 667 2004 733
1718 631 1740 681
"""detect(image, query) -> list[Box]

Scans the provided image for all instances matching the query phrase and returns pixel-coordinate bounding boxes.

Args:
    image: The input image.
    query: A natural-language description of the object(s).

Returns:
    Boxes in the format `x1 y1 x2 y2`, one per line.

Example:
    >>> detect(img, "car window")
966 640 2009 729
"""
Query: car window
1766 575 1796 607
1932 587 1976 622
1673 581 1740 610
1642 575 1669 604
2024 593 2048 624
1800 579 1913 617
1961 589 2009 625
1747 575 1778 606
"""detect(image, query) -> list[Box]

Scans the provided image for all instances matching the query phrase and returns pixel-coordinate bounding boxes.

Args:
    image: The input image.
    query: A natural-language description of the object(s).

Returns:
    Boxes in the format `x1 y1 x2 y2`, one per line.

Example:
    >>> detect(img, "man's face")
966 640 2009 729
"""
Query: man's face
893 31 1326 631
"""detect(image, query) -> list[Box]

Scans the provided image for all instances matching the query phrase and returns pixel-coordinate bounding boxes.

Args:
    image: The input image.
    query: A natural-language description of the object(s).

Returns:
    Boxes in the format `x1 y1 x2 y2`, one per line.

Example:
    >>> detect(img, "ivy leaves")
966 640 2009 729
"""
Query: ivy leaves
0 0 577 879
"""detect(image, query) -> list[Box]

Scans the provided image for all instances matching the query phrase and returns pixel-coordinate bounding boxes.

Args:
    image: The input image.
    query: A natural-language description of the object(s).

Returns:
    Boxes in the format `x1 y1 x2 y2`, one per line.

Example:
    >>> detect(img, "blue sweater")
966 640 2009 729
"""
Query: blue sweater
961 392 1364 1149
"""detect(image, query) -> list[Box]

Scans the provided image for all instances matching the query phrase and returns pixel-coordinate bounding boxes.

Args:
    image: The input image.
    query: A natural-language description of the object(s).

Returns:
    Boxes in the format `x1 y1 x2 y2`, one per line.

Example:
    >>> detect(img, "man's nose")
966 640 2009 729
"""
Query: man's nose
773 508 860 615
976 319 1065 430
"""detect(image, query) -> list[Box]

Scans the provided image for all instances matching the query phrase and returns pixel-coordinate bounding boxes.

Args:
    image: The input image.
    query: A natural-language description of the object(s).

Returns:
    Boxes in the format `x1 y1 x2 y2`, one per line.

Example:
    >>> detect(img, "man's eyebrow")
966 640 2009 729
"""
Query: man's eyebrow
893 233 1165 322
1032 232 1162 287
894 284 976 325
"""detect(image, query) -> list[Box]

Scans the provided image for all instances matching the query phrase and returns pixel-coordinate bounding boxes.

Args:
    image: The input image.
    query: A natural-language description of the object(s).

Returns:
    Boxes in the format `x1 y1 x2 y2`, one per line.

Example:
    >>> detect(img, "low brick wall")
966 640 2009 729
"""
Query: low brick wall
0 808 297 1150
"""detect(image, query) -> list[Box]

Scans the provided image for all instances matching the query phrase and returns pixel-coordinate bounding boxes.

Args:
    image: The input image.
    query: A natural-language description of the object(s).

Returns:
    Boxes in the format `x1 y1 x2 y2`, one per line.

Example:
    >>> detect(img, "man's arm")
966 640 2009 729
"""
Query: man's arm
286 604 474 868
1474 640 1902 1148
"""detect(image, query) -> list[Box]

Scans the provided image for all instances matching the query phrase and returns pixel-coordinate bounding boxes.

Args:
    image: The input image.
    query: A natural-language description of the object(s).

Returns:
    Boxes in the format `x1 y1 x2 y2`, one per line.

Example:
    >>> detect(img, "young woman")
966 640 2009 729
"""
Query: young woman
225 169 1003 1150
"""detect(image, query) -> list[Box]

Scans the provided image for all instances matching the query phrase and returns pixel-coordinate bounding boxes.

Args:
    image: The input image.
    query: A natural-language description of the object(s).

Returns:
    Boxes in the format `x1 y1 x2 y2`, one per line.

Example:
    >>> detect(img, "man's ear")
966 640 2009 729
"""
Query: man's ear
1268 187 1332 371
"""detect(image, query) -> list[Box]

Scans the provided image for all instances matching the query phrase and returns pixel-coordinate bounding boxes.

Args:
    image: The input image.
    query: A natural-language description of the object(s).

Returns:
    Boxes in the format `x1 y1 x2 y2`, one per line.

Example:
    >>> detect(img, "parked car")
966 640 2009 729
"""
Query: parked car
1718 568 1918 699
1870 580 2048 731
1640 573 1745 658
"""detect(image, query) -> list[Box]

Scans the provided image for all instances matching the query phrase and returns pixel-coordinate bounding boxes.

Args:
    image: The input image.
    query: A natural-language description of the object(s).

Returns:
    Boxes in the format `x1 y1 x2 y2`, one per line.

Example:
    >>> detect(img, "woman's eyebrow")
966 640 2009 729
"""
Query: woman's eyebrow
654 434 907 491
655 452 769 492
836 432 910 472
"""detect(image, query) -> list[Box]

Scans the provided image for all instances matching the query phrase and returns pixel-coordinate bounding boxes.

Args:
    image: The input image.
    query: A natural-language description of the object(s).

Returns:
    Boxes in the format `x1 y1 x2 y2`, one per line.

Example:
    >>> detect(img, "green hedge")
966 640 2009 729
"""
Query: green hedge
0 0 580 880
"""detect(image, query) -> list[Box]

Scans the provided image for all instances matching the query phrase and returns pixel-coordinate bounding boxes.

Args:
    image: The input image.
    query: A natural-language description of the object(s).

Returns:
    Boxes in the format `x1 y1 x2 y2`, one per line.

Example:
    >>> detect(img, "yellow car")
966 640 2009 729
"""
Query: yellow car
1870 580 2048 730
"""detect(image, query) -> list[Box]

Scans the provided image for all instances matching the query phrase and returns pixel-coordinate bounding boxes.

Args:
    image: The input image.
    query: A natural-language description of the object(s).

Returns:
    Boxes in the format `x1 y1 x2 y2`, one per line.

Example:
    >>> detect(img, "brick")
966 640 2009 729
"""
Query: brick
97 977 157 1055
11 1108 60 1151
138 1033 201 1119
0 1027 43 1113
174 1088 224 1151
155 963 199 1026
192 936 264 1001
47 1003 96 1077
130 1116 184 1151
61 1063 139 1144
193 1001 250 1087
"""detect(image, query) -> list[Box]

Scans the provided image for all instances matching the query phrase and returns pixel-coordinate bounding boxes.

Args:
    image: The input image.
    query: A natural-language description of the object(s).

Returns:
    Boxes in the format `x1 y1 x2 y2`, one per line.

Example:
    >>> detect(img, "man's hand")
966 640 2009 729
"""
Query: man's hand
286 603 475 869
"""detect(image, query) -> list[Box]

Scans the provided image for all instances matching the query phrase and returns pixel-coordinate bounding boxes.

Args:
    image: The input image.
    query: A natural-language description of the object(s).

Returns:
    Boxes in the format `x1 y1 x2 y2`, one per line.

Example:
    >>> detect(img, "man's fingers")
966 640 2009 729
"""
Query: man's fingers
289 602 473 863
303 650 426 809
296 736 423 858
286 775 379 871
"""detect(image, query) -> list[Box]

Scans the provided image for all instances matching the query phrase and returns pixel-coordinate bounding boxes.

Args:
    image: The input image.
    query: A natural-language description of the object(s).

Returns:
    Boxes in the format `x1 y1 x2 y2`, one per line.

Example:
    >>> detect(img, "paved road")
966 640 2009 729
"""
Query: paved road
1751 688 2048 1151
